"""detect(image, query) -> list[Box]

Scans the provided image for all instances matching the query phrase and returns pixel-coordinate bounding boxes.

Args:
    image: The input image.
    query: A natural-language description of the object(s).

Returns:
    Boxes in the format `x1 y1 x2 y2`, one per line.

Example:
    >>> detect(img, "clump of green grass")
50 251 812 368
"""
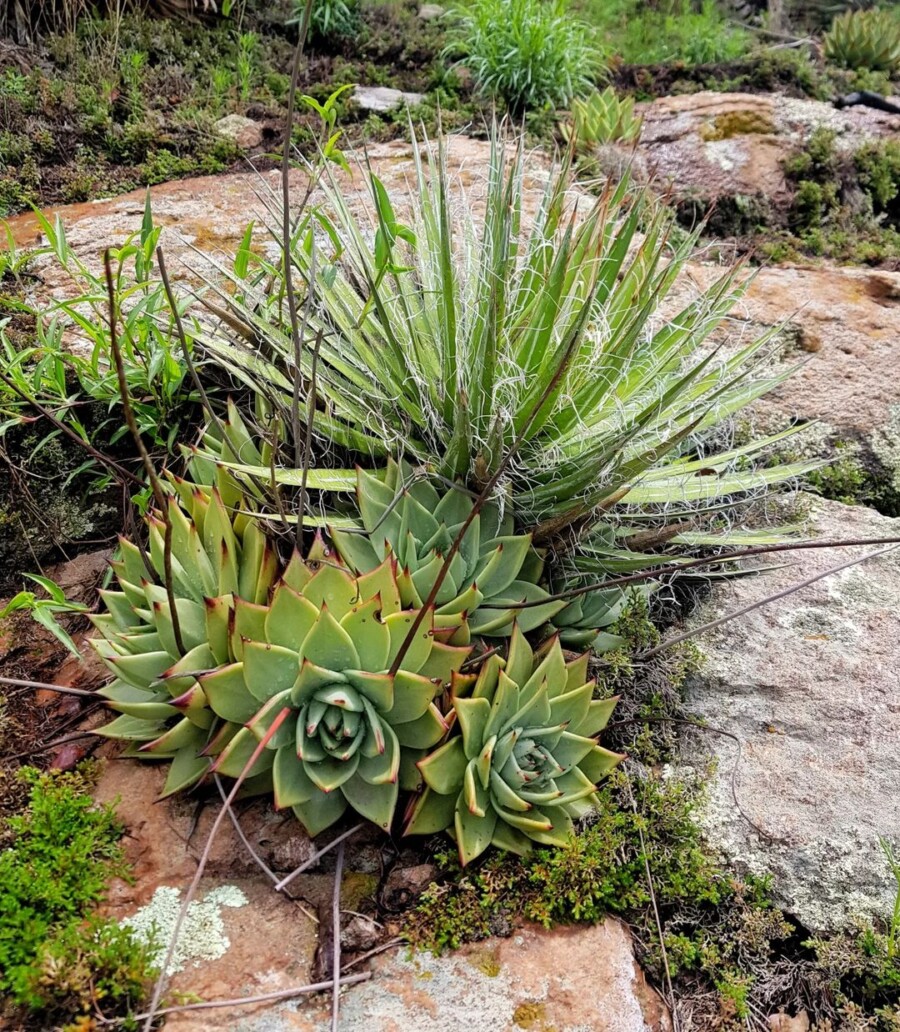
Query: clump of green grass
446 0 601 110
292 0 361 45
580 0 751 67
0 765 156 1026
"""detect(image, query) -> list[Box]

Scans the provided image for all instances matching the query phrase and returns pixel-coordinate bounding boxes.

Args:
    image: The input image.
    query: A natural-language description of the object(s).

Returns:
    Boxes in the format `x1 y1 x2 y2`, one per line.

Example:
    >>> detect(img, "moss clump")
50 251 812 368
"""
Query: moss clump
0 765 156 1028
779 128 900 263
699 109 776 141
807 923 900 1031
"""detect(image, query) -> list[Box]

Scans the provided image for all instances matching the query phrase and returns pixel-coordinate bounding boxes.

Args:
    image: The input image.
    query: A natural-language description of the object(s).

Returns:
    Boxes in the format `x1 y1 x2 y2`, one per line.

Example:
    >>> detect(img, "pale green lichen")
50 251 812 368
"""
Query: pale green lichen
122 884 248 975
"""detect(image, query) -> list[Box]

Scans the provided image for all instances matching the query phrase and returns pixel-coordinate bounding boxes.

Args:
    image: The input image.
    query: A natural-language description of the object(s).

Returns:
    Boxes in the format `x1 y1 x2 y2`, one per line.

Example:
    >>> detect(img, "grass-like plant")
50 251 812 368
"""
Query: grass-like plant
444 0 601 110
290 0 361 44
201 129 815 544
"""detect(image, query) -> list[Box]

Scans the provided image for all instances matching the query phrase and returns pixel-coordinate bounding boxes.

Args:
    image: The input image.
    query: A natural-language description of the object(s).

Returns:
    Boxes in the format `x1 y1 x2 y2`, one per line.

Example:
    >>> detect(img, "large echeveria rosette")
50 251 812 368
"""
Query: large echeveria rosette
92 479 471 836
330 460 564 637
403 626 624 864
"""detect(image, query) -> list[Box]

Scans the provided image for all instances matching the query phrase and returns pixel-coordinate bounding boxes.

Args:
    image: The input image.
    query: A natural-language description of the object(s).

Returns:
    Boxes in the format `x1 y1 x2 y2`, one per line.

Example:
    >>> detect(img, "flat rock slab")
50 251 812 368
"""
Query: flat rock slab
238 920 671 1032
636 90 900 204
679 497 900 931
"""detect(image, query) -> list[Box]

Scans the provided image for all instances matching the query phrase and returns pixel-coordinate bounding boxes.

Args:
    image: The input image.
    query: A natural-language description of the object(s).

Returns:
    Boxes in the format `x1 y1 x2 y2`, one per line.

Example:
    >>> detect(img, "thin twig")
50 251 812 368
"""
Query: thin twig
332 839 345 1032
0 676 95 697
508 534 900 611
140 707 291 1031
638 542 900 660
212 774 318 924
297 326 323 549
97 973 371 1025
274 823 365 892
103 250 186 657
281 0 315 548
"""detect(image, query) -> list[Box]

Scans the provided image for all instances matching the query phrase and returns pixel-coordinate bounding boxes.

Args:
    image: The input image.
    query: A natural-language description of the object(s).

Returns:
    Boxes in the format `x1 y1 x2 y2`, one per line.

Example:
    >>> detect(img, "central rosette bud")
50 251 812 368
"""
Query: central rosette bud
506 733 564 792
299 683 377 765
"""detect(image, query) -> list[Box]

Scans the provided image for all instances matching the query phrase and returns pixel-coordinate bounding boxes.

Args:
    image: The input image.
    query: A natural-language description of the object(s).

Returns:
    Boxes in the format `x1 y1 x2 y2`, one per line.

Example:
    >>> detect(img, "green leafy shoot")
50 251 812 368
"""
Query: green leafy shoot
0 574 89 655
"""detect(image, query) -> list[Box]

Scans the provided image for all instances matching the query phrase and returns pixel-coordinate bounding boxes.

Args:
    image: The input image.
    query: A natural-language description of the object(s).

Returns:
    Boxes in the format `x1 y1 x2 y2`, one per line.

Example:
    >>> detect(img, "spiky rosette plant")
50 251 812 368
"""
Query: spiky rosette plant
824 8 900 73
403 626 624 864
330 460 565 637
92 481 472 834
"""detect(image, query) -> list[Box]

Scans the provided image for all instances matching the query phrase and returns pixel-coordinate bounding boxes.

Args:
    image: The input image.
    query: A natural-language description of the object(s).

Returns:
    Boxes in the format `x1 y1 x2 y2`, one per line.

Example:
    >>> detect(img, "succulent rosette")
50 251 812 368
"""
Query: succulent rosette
92 480 471 835
330 460 565 637
403 625 624 864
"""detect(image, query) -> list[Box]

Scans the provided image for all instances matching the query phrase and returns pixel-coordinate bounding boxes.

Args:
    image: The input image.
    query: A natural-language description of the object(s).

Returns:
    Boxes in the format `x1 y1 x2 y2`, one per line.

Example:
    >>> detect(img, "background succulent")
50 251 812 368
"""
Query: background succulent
330 461 565 637
403 627 623 863
561 86 643 152
824 7 900 72
93 480 471 834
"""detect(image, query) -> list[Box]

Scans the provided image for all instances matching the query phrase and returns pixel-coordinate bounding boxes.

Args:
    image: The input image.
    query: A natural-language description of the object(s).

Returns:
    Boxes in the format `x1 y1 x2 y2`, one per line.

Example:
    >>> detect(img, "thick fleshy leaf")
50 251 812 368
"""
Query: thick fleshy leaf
384 609 433 672
453 696 491 759
265 583 319 651
385 670 436 724
293 659 346 706
243 640 301 701
393 704 447 749
357 722 400 785
417 735 467 795
105 650 173 690
99 682 177 721
579 745 626 783
455 797 497 865
340 598 391 671
247 691 296 749
160 643 215 695
212 726 274 778
418 640 471 685
572 697 619 738
548 683 593 733
341 772 399 831
301 607 360 670
140 717 205 755
303 564 360 620
205 595 233 665
94 713 164 741
356 559 403 616
273 744 316 807
292 790 348 836
159 747 210 798
343 669 394 711
170 682 215 729
303 751 360 793
490 819 533 855
553 731 602 772
403 785 459 836
200 663 258 723
282 549 313 593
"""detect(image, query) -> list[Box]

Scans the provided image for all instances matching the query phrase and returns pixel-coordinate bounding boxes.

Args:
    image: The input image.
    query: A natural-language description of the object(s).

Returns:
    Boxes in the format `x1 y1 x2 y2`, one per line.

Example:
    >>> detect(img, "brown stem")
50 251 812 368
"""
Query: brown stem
103 249 186 656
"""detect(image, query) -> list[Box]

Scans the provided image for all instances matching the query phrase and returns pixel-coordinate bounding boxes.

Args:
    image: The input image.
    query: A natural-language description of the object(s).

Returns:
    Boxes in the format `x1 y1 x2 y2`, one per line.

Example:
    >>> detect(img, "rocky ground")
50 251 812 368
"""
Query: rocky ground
2 91 899 1030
